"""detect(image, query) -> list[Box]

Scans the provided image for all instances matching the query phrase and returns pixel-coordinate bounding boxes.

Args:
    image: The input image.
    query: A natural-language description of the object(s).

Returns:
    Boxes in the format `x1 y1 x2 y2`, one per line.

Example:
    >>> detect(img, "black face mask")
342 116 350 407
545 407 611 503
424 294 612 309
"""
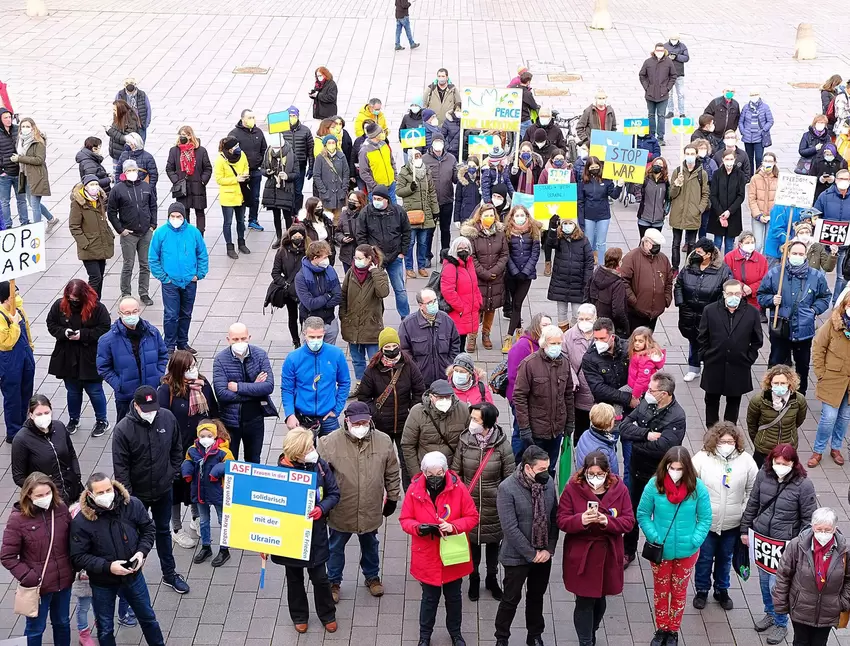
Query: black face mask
457 250 470 261
689 254 704 265
426 475 445 492
383 347 400 359
652 166 663 173
314 207 324 216
125 84 136 93
649 243 661 255
348 201 359 210
179 136 189 144
533 471 550 485
69 300 83 310
292 236 304 246
589 168 600 176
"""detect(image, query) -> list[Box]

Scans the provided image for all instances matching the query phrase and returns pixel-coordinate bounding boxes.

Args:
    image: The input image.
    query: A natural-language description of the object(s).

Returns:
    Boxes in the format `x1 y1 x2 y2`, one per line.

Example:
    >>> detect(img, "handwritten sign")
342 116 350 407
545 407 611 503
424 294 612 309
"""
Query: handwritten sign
670 117 695 135
400 127 426 149
602 146 649 184
533 183 578 222
511 192 534 211
461 87 522 131
267 111 291 134
468 135 498 157
775 172 816 208
0 223 46 280
547 168 571 184
748 530 787 574
623 118 650 136
814 219 850 246
589 130 633 161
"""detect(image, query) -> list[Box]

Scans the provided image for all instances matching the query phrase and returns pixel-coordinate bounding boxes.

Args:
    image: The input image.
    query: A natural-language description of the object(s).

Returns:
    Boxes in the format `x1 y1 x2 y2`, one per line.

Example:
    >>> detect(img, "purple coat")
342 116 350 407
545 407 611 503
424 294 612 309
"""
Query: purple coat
505 333 538 400
738 100 774 147
561 325 594 411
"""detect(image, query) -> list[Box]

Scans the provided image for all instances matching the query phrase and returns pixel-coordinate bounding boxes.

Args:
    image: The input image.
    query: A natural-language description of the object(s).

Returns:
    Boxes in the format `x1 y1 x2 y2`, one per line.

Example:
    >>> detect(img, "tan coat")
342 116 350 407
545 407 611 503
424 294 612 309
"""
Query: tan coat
401 395 470 478
339 267 391 345
17 140 50 196
746 170 778 219
69 185 115 261
318 428 401 534
668 163 709 230
812 307 850 408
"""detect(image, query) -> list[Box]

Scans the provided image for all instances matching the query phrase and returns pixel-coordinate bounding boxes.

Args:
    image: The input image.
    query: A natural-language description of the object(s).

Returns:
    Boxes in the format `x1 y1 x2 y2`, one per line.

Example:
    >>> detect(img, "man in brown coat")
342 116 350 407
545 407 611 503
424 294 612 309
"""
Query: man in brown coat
619 228 674 332
513 325 575 474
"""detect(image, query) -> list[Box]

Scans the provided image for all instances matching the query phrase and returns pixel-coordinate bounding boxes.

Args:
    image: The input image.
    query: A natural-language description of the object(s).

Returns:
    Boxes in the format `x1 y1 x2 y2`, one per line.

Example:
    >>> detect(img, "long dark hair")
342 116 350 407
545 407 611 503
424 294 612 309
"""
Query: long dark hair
582 156 603 183
654 446 698 496
60 279 98 321
113 100 134 130
161 350 201 399
573 450 615 489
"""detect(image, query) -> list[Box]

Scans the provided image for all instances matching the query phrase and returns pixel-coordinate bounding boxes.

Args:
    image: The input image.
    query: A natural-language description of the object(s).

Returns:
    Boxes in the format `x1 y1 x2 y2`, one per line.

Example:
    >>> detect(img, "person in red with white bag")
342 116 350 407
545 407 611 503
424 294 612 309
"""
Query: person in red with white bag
399 450 480 646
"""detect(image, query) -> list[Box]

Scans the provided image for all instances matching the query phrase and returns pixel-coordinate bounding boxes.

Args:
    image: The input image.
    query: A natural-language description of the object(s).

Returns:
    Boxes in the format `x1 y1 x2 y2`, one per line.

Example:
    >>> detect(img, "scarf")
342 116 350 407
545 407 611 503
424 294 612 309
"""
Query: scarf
511 219 531 235
842 311 850 332
516 468 548 549
479 223 496 237
412 162 427 180
17 131 34 156
473 427 494 447
187 380 210 416
516 157 535 194
380 354 401 368
786 259 810 280
351 265 370 283
178 142 196 175
663 473 688 504
125 91 137 111
738 247 752 261
814 536 836 590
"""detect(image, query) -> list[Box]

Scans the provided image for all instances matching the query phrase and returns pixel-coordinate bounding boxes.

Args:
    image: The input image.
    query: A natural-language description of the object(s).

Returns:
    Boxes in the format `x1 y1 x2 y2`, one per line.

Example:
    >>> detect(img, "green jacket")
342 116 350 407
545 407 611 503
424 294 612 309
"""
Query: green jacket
746 390 807 454
396 163 440 229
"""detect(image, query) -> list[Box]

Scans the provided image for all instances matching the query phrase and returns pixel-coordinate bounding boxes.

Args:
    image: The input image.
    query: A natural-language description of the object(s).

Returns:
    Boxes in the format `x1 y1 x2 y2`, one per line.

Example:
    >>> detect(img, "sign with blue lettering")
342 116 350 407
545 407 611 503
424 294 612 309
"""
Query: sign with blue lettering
589 130 633 160
461 87 522 131
623 118 650 136
602 146 649 184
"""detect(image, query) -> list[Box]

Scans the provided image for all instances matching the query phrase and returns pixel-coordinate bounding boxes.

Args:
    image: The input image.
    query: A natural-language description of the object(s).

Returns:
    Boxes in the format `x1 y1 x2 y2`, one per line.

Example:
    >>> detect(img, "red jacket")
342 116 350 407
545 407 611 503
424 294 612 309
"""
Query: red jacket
441 255 483 335
556 477 634 598
724 248 769 310
399 470 480 586
1 501 74 594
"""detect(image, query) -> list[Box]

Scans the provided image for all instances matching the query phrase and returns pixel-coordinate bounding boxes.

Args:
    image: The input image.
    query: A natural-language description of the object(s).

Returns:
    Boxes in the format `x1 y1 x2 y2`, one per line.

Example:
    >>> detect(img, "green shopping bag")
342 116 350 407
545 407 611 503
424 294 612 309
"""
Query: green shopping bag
440 533 471 566
558 435 573 496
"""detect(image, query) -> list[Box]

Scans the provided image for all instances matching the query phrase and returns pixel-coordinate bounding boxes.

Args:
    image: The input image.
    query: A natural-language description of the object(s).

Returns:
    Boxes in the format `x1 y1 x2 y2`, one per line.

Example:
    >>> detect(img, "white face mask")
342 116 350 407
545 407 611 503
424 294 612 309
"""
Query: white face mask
798 234 812 244
304 450 319 464
539 118 551 126
815 532 834 546
644 392 658 405
33 413 52 430
433 142 444 152
125 171 139 182
93 492 115 508
838 180 850 191
717 444 735 458
724 139 737 148
434 398 452 413
514 214 527 226
169 217 184 229
667 468 683 483
595 340 609 354
348 423 370 439
413 158 423 168
199 436 215 449
231 341 249 356
185 366 199 380
741 243 756 254
32 494 52 510
773 463 793 478
139 410 157 424
577 320 594 333
492 196 504 207
469 422 485 435
586 474 606 489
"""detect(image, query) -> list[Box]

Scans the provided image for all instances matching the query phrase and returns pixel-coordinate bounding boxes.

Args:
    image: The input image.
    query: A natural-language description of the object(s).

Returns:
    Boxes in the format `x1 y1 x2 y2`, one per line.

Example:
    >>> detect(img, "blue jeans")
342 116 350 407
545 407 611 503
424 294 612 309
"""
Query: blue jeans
513 433 563 476
161 281 198 350
197 502 224 546
327 529 381 584
248 168 262 223
688 340 701 371
385 256 411 318
669 77 685 116
520 120 532 139
142 491 176 579
621 439 632 490
350 343 378 381
25 587 71 646
0 173 28 226
76 594 92 631
745 142 765 173
814 391 850 453
699 210 710 238
584 219 611 264
759 568 788 627
646 99 669 140
222 205 246 244
713 234 735 254
395 16 414 47
406 228 430 271
91 574 165 646
694 528 739 592
834 248 847 305
26 192 55 223
64 378 108 422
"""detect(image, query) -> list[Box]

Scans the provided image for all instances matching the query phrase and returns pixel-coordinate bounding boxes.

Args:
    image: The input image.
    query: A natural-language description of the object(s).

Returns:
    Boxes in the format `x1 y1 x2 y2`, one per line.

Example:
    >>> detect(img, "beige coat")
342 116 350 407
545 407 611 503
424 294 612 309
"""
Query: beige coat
401 395 470 478
812 307 850 408
747 170 778 219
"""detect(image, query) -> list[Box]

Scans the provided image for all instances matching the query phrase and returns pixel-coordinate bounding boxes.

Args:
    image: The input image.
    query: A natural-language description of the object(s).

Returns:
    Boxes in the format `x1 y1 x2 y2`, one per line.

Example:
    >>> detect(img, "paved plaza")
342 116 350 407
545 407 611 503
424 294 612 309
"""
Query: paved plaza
1 0 850 644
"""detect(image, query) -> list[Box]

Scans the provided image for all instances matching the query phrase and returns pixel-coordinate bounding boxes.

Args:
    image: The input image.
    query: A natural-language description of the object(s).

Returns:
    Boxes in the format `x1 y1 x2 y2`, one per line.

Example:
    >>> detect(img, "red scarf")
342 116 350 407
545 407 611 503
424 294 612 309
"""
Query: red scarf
663 473 688 503
178 142 196 176
351 265 370 283
814 537 835 590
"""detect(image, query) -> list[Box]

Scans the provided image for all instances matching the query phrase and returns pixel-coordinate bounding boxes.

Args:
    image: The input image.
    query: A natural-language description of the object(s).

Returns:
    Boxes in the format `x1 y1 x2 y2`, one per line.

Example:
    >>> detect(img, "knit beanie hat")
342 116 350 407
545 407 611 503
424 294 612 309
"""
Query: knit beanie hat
364 121 382 138
533 129 548 143
289 106 300 117
168 202 187 217
322 134 338 146
452 352 476 374
379 328 400 348
81 174 100 186
422 109 436 122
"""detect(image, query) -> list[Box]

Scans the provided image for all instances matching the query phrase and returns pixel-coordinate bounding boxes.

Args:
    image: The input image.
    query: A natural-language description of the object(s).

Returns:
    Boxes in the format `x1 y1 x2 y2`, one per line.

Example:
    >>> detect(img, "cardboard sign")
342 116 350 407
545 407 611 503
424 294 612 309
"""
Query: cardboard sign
468 135 498 157
533 183 578 222
222 461 317 560
547 168 571 184
670 117 695 134
267 111 291 134
589 130 633 161
775 172 817 208
623 118 650 136
400 127 426 149
511 192 534 211
461 87 522 131
748 530 787 574
814 219 850 246
0 222 46 280
603 146 649 184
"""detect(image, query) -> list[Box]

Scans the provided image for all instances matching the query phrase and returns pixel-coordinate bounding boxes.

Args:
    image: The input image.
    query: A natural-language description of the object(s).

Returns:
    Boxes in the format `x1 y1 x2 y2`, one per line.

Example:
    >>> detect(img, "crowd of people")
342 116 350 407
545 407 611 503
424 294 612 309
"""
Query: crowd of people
2 42 850 646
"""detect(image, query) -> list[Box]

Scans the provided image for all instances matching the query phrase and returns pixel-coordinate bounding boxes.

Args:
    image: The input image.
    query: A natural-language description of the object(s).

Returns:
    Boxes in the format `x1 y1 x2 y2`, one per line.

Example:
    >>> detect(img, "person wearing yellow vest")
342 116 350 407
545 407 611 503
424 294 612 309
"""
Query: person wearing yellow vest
358 120 397 204
0 281 36 443
354 99 388 138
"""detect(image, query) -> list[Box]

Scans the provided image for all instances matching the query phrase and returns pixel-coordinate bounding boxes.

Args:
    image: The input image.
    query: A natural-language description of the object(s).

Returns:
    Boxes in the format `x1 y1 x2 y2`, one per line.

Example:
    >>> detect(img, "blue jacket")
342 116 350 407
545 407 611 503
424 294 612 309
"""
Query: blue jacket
294 257 342 325
765 205 806 259
636 135 661 161
574 427 620 475
148 220 208 288
814 185 850 222
637 477 712 561
96 319 167 402
423 122 441 150
757 264 831 341
212 345 278 429
799 126 831 159
181 438 234 506
117 148 159 199
578 178 622 224
280 343 350 418
738 100 774 146
507 231 540 279
480 165 514 204
699 155 718 182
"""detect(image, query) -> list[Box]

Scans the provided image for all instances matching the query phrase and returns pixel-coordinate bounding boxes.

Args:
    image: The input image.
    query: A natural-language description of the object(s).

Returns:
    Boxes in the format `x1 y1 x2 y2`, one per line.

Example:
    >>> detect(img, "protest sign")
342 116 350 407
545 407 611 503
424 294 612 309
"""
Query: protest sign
468 135 498 157
603 146 648 184
589 130 633 160
222 461 317 560
511 192 534 211
670 117 696 135
748 529 787 574
623 118 649 136
0 222 46 281
775 173 816 208
401 127 426 149
547 169 571 184
267 111 291 134
533 183 578 222
814 219 850 246
461 87 522 131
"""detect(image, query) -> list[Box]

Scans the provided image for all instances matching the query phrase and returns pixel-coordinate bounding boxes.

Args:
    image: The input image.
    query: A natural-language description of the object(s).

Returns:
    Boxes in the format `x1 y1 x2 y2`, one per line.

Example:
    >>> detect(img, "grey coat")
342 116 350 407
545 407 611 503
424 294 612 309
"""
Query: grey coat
423 150 458 206
398 310 462 386
314 150 350 209
496 468 559 565
740 469 818 540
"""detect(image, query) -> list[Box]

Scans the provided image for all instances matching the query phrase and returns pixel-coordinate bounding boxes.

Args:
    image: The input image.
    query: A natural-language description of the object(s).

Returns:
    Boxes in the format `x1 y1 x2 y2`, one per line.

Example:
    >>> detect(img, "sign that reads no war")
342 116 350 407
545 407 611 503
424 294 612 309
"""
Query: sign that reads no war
461 87 522 131
0 222 46 280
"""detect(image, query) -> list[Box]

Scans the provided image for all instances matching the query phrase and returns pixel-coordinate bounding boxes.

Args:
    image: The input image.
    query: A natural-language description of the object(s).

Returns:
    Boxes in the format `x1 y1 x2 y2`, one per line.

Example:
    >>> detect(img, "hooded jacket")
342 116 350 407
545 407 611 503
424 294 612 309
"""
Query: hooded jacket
638 53 677 102
214 151 249 208
16 139 51 196
441 251 484 335
619 245 674 319
747 169 779 221
354 104 389 138
401 394 470 478
357 351 426 436
454 166 481 223
574 427 620 475
149 218 208 288
674 249 732 340
398 310 462 386
618 398 687 479
513 347 576 439
11 418 83 504
340 265 390 344
356 201 411 262
397 162 440 228
228 121 268 170
280 342 350 419
69 184 115 261
480 163 514 204
547 225 594 305
294 257 342 324
96 318 168 403
692 449 758 533
812 307 850 408
212 345 277 430
461 221 509 311
358 138 396 192
637 477 711 560
507 227 541 279
107 178 157 234
45 299 111 383
585 266 630 336
181 437 234 506
741 468 817 540
746 390 807 454
523 120 568 150
76 147 111 193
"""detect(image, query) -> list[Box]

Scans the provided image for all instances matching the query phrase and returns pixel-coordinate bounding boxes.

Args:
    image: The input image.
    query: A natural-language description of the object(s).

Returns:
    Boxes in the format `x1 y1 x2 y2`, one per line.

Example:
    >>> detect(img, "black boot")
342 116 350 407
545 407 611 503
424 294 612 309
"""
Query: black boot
271 236 281 250
665 631 678 646
650 629 665 646
238 240 251 254
693 590 708 609
193 545 213 564
713 589 733 610
226 244 238 259
485 574 503 600
211 548 231 567
467 574 480 601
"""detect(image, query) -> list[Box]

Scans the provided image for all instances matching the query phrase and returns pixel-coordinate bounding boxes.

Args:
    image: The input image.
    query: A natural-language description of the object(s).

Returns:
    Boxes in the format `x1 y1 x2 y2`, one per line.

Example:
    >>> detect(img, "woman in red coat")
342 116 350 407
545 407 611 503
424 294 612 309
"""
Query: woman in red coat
556 451 634 646
441 235 483 353
400 451 480 646
724 230 768 319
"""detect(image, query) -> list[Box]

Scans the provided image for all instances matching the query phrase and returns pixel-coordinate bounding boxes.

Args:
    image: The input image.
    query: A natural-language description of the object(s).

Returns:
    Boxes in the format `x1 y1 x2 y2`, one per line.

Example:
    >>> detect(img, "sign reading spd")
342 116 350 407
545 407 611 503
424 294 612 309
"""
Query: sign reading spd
0 223 46 280
461 87 522 131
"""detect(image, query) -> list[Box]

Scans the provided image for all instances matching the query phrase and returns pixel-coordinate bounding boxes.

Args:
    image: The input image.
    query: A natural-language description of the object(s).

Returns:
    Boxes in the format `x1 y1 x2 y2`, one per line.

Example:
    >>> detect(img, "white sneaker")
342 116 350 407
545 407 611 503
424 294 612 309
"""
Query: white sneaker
172 528 197 549
683 371 700 382
46 216 61 232
189 517 200 535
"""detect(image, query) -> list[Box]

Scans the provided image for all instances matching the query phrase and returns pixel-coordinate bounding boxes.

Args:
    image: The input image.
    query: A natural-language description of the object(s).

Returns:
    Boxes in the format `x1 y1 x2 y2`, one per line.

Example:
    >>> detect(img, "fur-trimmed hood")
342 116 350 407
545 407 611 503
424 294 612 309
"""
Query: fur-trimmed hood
78 480 130 521
683 246 723 270
460 220 504 239
70 183 106 205
456 164 479 187
830 305 848 331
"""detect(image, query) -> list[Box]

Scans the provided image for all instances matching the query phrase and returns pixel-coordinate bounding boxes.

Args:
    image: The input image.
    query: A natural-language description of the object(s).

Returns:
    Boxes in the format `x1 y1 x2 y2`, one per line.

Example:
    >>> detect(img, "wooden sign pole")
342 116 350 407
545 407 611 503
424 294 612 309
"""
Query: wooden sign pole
772 212 796 328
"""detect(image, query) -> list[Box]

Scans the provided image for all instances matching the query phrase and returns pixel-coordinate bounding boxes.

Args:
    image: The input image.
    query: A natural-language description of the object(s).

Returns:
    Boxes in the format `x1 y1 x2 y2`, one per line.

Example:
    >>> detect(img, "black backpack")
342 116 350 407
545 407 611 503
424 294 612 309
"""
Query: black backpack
425 268 452 312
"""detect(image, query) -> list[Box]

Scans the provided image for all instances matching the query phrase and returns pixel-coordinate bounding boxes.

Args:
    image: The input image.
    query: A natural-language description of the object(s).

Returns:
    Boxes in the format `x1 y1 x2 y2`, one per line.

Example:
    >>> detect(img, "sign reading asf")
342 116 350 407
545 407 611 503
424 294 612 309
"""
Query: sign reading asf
0 223 46 280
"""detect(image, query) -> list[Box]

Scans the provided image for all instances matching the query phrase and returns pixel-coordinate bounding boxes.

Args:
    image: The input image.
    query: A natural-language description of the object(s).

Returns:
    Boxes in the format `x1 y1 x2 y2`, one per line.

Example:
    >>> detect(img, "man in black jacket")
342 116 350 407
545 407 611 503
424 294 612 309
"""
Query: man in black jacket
112 386 189 594
0 108 28 228
70 473 164 646
703 88 741 137
518 72 540 140
281 106 314 213
228 109 268 230
107 159 157 305
356 185 412 317
638 44 677 145
712 130 752 180
663 34 689 119
618 372 686 566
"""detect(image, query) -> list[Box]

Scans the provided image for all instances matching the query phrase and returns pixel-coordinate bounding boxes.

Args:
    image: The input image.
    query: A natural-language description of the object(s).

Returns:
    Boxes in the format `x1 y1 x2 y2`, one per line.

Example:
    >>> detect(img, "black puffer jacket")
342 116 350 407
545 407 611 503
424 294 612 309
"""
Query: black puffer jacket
45 299 111 381
674 249 732 340
581 337 631 409
334 206 360 267
0 109 18 175
106 178 157 234
741 469 817 540
76 148 111 193
111 407 182 504
269 225 307 302
11 419 82 504
357 203 412 263
282 121 314 171
165 144 213 211
358 351 426 436
547 225 594 304
585 266 630 336
617 398 687 480
228 121 268 170
105 113 141 161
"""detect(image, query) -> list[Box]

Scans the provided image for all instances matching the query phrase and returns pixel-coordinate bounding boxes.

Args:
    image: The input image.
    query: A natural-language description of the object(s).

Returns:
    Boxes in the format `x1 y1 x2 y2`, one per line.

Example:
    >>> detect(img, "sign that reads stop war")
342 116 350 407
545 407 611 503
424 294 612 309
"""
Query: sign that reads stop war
749 530 787 574
0 223 47 280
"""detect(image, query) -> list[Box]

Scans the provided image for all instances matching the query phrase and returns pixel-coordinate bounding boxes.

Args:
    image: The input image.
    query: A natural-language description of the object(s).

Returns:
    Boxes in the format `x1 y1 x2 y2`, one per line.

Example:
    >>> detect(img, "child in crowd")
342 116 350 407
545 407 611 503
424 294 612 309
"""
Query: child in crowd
574 403 620 475
627 326 666 400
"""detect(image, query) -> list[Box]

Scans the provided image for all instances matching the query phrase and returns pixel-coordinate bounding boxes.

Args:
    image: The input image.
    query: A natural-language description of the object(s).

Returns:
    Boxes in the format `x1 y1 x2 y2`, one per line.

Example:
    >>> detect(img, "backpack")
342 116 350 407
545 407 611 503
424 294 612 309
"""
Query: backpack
489 359 510 397
827 97 837 125
425 268 452 312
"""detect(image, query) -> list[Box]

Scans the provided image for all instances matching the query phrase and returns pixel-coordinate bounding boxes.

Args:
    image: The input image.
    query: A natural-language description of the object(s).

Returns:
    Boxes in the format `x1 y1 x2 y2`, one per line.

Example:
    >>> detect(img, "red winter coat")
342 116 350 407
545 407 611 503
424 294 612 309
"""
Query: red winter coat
399 470 480 586
724 248 768 310
1 501 74 594
556 477 634 598
441 255 483 335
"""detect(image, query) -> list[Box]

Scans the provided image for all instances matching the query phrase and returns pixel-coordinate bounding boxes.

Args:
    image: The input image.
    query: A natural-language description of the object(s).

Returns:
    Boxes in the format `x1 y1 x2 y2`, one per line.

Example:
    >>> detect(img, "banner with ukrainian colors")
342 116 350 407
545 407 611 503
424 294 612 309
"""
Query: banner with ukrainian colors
222 461 317 560
602 146 649 184
589 130 633 161
401 127 426 149
533 183 578 222
622 118 649 136
461 87 522 131
267 111 291 134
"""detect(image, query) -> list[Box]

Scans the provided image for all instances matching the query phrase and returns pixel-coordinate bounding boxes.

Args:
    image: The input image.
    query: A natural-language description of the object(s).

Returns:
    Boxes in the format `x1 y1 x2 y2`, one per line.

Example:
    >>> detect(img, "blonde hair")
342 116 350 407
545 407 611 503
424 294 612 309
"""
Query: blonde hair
589 403 615 431
177 125 200 148
282 427 315 462
628 326 661 357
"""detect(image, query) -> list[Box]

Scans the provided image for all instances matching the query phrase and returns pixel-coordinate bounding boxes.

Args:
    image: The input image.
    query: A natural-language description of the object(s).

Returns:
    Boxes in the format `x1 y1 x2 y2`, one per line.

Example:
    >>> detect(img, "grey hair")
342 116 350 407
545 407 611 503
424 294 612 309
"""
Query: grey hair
420 451 448 473
302 316 326 333
240 108 253 118
368 98 382 106
650 371 676 395
738 230 755 244
577 303 597 318
416 288 437 304
812 507 838 528
448 236 472 259
539 324 563 346
125 132 144 150
118 296 139 312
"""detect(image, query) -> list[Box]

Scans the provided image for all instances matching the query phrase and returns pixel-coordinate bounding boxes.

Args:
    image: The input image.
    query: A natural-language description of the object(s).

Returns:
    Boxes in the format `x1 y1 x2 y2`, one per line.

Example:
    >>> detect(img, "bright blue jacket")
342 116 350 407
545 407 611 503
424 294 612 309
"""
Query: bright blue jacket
181 438 234 506
814 185 850 222
212 345 278 429
96 319 168 402
280 342 351 418
764 205 805 259
756 264 831 341
637 476 712 561
148 220 208 288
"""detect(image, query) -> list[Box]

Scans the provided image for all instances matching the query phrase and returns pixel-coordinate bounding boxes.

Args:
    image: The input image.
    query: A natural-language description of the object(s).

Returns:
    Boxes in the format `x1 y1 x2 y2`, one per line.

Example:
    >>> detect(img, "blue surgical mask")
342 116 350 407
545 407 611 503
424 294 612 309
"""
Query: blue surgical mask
788 255 805 267
307 338 323 352
553 159 565 168
520 152 532 163
772 384 789 397
725 295 741 308
452 371 469 386
122 314 140 327
425 302 439 316
467 165 477 175
232 146 241 155
545 345 561 359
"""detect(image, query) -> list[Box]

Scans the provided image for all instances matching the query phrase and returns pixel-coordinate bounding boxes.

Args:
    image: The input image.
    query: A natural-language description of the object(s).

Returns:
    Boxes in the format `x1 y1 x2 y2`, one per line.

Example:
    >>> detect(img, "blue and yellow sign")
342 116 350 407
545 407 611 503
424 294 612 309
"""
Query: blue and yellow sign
533 183 578 222
400 127 426 149
670 117 695 135
589 130 633 160
267 111 291 134
222 461 317 560
623 118 650 136
602 146 649 184
468 135 498 157
461 87 522 131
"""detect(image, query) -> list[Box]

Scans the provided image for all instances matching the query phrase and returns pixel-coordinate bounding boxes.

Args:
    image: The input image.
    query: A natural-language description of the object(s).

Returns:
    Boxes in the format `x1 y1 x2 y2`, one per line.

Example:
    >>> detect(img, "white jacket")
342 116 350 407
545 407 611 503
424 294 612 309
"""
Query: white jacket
692 449 758 534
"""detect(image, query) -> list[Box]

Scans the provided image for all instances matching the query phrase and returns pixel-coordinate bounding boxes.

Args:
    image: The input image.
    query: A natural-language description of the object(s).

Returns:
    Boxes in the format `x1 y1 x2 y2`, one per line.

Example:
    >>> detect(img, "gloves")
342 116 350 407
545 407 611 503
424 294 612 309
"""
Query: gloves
382 499 398 517
306 169 314 181
308 506 323 520
409 181 417 191
520 427 533 443
417 524 439 537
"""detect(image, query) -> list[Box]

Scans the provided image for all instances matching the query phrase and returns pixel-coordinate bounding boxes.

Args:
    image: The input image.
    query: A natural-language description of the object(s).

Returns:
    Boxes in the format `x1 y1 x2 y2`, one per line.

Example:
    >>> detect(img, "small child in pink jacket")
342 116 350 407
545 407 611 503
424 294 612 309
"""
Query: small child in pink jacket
627 326 666 399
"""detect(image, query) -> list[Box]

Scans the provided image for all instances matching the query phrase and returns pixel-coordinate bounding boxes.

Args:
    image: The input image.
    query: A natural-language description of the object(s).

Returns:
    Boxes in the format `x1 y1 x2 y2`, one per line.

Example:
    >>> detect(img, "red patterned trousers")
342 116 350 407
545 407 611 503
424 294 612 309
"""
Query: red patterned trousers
651 552 699 631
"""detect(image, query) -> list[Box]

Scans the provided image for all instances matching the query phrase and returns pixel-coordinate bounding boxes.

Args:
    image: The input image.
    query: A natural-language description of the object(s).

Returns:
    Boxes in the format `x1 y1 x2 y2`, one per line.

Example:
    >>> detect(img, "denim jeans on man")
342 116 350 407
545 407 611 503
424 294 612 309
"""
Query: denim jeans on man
694 527 738 592
834 248 848 305
197 502 224 545
406 228 430 271
248 168 263 224
64 378 108 423
395 16 415 47
713 234 735 255
119 230 152 298
222 206 246 245
227 416 265 463
758 568 788 627
25 587 71 646
646 99 669 140
669 76 686 116
141 491 176 579
745 142 764 174
350 343 379 381
327 529 381 584
584 219 611 265
814 391 850 453
161 281 198 350
520 120 532 139
0 172 28 227
91 573 165 646
513 434 562 476
385 256 411 317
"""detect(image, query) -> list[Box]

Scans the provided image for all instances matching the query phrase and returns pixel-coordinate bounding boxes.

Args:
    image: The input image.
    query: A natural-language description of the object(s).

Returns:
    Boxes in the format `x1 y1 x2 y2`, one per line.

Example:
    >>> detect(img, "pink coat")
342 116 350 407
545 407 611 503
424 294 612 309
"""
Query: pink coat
627 349 666 398
441 256 483 335
453 374 495 405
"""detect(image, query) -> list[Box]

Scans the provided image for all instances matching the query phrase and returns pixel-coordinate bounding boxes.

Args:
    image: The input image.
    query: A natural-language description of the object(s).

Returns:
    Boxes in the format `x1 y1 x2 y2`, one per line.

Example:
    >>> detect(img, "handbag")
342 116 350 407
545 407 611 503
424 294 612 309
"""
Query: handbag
794 157 813 175
375 367 404 411
229 163 254 208
407 209 426 226
171 177 188 199
14 510 54 617
439 533 471 566
641 502 681 565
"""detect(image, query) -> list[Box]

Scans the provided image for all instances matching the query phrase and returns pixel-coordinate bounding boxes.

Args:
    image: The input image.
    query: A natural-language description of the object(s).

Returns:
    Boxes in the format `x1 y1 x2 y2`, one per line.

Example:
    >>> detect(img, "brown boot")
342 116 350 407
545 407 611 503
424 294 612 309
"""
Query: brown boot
418 268 430 278
544 261 552 276
324 621 338 633
466 334 477 352
831 449 845 465
366 577 385 597
482 332 493 349
406 269 416 279
558 321 570 332
294 623 308 634
330 583 340 603
807 452 823 468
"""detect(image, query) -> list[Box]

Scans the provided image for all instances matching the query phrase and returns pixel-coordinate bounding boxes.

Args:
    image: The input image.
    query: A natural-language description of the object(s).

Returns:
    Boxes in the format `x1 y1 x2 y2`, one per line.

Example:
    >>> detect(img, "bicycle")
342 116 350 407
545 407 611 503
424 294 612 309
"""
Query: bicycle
551 109 580 163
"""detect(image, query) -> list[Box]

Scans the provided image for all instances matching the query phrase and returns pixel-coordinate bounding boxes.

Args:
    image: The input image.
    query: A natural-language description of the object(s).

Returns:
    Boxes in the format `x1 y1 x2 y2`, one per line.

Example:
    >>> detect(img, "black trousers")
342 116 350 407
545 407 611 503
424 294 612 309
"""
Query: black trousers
574 595 607 646
282 299 299 345
627 310 658 333
574 408 591 445
506 276 532 335
187 208 206 235
624 469 652 557
638 224 663 240
791 621 831 646
768 333 812 395
671 228 697 270
494 560 552 640
438 203 453 253
228 416 265 463
753 451 767 469
83 259 106 300
420 579 462 640
471 541 499 578
704 393 742 428
391 433 411 491
285 564 336 625
271 208 294 238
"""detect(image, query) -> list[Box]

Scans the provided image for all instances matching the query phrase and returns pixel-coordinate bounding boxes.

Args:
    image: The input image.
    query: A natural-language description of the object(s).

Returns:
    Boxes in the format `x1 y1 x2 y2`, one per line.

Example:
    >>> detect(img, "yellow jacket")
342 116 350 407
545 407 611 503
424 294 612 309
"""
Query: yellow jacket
0 296 34 352
354 104 388 138
837 133 850 164
214 152 249 207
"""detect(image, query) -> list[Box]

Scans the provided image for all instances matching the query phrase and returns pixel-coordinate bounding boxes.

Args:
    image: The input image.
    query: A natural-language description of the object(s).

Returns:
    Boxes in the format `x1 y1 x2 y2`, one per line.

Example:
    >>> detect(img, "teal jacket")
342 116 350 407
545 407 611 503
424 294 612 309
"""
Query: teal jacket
636 476 712 561
149 220 208 289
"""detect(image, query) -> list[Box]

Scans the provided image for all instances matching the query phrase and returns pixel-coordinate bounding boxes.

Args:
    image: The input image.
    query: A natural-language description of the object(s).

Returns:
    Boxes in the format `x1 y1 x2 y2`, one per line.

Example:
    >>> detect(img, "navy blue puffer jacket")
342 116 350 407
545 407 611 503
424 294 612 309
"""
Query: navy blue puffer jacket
96 319 168 403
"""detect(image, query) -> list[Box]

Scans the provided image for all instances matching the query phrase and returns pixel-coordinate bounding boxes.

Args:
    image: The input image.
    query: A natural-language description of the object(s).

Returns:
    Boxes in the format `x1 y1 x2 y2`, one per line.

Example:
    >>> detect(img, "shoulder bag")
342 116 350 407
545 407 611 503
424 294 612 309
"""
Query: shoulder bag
467 447 495 492
754 398 794 447
14 510 55 617
228 163 254 208
375 367 404 411
171 177 188 198
641 502 680 564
